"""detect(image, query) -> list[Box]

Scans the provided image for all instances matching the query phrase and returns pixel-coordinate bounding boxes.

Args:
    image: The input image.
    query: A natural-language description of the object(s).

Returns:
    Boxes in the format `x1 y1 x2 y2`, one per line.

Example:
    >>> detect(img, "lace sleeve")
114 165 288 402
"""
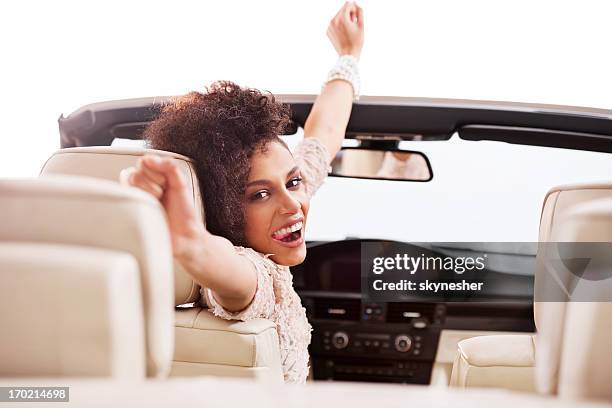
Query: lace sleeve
199 246 276 321
293 138 332 199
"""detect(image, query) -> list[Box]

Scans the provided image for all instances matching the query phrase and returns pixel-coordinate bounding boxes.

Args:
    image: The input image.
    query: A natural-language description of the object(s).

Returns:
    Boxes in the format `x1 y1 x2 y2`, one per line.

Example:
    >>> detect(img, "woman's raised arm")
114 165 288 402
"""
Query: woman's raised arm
304 1 364 162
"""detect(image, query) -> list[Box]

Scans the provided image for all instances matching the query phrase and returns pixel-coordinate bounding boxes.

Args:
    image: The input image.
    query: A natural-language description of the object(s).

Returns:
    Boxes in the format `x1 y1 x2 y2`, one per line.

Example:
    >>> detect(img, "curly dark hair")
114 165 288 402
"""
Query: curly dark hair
143 81 292 246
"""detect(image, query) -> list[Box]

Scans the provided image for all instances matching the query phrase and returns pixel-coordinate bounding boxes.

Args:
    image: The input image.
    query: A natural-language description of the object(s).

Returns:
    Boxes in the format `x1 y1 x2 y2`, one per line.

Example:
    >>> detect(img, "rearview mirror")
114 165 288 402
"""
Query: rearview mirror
330 148 433 182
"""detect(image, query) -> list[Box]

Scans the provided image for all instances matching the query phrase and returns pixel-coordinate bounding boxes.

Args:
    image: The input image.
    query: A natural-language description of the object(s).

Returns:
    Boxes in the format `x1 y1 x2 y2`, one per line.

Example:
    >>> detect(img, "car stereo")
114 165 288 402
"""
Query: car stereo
304 299 443 384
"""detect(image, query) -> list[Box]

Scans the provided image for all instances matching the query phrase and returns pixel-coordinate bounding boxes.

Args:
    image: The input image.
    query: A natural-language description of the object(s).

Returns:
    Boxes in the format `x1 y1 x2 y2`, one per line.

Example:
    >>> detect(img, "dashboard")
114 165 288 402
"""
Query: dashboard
291 239 535 384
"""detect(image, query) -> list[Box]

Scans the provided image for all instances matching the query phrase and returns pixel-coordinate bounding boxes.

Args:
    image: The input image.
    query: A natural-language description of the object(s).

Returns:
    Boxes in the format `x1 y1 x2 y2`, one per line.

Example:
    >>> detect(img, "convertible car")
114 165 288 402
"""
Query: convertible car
1 95 611 407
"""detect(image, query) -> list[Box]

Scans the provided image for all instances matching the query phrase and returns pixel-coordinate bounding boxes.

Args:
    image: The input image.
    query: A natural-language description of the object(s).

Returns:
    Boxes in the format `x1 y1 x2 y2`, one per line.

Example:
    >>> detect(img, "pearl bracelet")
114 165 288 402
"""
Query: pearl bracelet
324 54 360 101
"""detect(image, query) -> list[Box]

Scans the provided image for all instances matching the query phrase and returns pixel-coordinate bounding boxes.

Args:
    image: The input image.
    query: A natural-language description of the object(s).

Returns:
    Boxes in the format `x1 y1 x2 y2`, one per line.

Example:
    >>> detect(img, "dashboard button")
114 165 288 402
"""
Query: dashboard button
413 320 427 329
332 332 349 349
394 335 413 353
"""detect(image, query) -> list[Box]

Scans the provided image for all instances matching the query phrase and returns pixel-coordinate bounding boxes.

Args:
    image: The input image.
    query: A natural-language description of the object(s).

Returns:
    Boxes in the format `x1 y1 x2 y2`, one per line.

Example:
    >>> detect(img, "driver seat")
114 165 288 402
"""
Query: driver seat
36 146 283 381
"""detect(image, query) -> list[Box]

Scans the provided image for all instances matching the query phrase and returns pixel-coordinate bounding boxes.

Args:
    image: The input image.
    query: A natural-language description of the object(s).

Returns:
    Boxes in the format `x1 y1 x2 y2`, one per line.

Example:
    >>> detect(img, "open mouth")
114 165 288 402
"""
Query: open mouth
271 220 303 244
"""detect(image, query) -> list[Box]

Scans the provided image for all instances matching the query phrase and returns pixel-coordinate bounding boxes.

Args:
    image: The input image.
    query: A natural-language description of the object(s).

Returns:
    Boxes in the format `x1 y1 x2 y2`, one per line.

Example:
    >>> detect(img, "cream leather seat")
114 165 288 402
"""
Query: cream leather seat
0 176 173 378
450 183 612 400
0 146 282 381
40 147 204 307
0 241 145 379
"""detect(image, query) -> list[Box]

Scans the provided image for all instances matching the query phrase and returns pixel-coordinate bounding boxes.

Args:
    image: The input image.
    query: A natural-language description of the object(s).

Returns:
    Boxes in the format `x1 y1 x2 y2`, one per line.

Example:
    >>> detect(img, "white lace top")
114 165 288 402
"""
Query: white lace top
199 138 331 384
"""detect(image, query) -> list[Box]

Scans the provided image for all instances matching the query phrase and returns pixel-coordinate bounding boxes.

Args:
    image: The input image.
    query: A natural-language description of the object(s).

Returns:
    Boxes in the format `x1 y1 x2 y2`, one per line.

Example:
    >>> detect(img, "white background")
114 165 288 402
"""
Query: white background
2 0 612 241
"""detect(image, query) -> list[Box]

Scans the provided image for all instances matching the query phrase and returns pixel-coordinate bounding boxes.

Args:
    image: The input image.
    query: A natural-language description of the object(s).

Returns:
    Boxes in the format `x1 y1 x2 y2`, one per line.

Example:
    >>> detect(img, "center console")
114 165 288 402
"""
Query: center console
305 297 443 383
291 240 444 384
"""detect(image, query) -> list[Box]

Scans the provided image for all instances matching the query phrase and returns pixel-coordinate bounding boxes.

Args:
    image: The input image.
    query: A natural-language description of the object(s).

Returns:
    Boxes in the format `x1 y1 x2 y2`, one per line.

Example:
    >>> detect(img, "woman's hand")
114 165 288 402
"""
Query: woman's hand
120 155 204 259
304 2 365 161
327 1 364 60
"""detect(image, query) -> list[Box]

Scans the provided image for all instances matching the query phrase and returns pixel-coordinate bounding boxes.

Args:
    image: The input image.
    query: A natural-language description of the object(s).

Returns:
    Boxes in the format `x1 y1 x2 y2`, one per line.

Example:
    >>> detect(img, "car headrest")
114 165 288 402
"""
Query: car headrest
540 182 612 242
535 182 612 398
0 175 175 377
40 146 203 305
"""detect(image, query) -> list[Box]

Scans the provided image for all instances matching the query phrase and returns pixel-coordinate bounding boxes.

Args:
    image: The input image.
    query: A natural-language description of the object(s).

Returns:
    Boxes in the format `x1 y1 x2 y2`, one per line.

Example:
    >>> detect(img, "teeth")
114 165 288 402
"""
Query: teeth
273 221 303 237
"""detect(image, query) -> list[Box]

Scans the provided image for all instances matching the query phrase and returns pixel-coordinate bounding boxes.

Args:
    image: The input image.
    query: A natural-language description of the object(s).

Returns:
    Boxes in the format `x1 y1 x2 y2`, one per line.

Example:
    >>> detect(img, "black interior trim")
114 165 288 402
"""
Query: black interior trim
58 95 612 153
459 124 612 154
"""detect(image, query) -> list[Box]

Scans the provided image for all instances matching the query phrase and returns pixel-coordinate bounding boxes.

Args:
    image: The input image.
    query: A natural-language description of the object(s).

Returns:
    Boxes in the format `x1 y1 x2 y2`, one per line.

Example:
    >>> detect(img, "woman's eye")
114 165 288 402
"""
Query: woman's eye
251 190 270 201
287 177 303 189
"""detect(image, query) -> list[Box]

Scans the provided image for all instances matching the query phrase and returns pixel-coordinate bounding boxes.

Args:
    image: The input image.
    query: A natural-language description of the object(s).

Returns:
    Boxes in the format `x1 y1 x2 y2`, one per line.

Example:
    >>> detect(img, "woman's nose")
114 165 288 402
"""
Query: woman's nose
279 190 301 214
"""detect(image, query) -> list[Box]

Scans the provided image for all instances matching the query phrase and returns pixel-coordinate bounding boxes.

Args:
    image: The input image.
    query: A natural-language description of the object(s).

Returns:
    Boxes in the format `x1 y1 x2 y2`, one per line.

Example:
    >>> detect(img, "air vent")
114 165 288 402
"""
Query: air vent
313 298 361 321
386 303 436 323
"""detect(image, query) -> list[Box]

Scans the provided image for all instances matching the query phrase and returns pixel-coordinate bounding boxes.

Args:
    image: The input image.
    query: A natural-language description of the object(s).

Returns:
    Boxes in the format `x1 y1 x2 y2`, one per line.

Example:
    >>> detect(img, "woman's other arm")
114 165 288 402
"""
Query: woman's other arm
121 155 257 313
303 1 364 162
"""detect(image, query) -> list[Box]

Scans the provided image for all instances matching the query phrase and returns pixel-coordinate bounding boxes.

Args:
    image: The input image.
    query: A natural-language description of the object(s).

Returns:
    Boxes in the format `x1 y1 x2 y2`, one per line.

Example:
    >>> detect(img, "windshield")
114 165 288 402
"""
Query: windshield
281 131 612 243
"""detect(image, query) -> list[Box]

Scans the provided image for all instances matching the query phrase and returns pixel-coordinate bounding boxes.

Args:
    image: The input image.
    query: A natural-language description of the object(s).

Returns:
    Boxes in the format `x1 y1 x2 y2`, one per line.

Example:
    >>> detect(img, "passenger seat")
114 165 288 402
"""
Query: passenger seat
450 182 612 400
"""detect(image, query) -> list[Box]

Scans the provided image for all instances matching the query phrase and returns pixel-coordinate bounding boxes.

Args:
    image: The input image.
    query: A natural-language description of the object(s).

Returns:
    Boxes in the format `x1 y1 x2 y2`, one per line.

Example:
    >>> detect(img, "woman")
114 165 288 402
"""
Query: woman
122 1 364 383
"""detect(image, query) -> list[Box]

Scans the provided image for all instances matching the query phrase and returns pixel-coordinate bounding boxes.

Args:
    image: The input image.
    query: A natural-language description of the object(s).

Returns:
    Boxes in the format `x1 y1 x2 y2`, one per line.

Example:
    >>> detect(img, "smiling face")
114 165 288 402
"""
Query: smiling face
243 140 309 266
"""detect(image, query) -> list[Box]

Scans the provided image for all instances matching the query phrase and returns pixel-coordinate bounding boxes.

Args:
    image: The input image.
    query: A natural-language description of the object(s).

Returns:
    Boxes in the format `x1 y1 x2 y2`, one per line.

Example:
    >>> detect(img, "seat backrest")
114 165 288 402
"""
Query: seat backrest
0 242 146 379
535 183 612 399
0 176 175 378
40 146 203 306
